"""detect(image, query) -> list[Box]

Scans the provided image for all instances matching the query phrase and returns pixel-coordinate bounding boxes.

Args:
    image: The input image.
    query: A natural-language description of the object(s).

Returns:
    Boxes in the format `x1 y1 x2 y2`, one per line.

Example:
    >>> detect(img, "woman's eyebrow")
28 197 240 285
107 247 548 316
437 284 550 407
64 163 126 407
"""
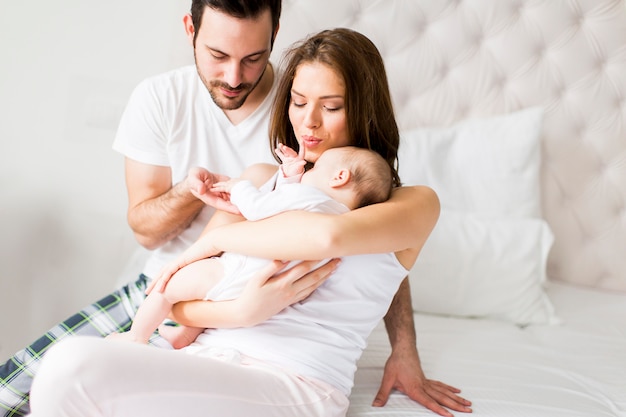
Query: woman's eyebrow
291 89 344 100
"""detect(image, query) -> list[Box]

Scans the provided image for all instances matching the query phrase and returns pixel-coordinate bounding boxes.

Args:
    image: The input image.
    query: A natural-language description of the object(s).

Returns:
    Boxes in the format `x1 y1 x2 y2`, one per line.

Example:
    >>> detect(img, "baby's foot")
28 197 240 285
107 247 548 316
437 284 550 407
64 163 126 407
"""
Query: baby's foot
158 324 198 349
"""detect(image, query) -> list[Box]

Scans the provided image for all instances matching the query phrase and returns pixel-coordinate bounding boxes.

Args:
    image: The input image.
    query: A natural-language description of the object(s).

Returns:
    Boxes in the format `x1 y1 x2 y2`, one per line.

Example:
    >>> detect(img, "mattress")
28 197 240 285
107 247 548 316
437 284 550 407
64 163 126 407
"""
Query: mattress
347 282 626 416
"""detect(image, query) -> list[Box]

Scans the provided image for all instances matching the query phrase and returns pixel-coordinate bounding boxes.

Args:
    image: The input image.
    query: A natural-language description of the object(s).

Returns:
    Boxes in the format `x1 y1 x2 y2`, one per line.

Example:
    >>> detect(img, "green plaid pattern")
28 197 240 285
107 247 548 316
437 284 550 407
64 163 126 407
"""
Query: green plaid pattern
0 274 170 416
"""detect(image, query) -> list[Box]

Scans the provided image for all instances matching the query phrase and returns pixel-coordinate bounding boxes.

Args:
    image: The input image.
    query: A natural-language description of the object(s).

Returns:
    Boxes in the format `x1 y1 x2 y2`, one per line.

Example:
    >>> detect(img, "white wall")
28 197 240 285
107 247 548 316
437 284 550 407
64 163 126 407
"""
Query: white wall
0 1 192 360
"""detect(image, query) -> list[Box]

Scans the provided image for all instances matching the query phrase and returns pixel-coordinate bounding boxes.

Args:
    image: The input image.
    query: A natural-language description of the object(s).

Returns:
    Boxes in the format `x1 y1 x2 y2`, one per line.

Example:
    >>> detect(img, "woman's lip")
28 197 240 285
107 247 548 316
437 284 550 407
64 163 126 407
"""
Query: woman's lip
302 135 322 146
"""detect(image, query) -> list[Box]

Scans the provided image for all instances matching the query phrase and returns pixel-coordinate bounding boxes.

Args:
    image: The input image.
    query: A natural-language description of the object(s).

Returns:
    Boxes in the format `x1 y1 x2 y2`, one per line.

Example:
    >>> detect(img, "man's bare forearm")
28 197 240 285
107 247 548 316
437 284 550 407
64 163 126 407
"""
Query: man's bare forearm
129 181 205 250
383 277 417 352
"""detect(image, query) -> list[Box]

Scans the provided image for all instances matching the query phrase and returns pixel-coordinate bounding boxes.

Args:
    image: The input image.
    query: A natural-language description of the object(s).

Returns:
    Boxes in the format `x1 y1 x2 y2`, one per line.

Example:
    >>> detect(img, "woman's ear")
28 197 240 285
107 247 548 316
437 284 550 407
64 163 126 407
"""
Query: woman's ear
183 14 195 47
329 169 351 188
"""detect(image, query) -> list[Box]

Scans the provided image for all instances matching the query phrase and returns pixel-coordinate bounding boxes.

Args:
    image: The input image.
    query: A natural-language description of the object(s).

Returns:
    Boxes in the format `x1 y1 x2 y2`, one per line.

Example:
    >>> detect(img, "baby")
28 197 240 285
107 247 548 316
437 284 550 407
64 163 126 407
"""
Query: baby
107 144 392 348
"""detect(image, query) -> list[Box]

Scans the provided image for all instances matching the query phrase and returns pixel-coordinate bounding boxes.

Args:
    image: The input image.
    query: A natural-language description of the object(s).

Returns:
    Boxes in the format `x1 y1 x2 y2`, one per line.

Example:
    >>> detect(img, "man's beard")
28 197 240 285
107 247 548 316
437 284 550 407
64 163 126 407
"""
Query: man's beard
196 59 265 111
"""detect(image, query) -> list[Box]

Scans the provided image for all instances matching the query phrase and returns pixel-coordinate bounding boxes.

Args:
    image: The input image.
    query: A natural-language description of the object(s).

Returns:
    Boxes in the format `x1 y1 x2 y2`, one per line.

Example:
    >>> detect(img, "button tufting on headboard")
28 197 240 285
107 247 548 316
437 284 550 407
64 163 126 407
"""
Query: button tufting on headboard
273 0 626 291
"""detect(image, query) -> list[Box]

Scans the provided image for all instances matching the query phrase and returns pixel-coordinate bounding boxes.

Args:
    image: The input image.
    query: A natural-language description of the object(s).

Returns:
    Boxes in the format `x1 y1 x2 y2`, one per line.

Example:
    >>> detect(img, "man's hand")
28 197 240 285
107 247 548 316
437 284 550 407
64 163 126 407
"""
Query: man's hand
186 167 240 214
373 348 472 417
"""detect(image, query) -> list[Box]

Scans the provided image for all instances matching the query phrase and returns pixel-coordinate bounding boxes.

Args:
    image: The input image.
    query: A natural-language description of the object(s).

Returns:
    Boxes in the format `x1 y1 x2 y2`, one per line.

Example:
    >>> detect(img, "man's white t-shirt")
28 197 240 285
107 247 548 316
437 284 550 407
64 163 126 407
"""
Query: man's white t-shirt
112 65 278 278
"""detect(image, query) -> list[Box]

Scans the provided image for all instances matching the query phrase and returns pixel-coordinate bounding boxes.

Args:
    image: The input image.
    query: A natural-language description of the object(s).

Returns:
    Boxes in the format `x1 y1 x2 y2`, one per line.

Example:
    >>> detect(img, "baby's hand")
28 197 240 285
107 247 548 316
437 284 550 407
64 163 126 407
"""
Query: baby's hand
186 168 241 214
275 143 306 178
186 167 230 200
211 178 244 194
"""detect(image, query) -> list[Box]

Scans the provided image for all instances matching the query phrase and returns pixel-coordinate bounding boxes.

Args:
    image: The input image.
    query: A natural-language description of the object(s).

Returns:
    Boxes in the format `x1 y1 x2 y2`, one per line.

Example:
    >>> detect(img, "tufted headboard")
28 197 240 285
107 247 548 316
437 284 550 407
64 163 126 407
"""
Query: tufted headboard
272 0 626 291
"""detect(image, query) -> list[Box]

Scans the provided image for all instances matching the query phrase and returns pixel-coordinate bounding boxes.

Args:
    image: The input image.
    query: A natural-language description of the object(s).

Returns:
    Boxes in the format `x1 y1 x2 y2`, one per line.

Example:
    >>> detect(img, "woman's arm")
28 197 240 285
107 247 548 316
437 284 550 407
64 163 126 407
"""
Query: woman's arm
170 183 469 415
171 182 441 330
202 185 440 266
170 259 339 328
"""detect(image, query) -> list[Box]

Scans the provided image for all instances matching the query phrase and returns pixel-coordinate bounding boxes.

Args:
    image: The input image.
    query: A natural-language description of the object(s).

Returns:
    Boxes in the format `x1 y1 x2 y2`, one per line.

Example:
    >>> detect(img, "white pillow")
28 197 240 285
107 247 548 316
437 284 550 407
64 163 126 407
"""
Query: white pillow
398 107 559 325
409 210 559 325
398 107 543 218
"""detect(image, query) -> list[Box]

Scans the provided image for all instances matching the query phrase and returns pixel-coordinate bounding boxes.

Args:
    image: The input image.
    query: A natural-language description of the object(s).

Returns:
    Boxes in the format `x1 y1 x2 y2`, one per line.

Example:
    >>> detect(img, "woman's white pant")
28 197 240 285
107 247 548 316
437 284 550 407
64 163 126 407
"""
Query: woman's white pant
28 336 348 417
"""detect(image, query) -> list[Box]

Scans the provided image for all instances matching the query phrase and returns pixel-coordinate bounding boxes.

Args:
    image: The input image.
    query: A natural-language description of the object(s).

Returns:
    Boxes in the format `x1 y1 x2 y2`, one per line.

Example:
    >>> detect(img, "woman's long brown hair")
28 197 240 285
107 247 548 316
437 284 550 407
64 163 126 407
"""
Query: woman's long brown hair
269 28 401 187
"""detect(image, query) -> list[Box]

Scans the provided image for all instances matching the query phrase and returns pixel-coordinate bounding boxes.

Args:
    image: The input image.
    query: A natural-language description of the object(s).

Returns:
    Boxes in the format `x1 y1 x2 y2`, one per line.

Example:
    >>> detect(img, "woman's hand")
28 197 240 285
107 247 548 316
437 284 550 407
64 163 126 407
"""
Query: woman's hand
145 259 186 295
232 258 340 326
373 348 473 416
170 258 340 329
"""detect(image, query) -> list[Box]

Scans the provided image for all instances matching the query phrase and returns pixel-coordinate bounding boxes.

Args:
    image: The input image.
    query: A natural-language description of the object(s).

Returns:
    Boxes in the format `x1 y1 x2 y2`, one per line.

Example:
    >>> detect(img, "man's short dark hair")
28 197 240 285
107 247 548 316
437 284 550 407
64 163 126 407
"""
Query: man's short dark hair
190 0 281 46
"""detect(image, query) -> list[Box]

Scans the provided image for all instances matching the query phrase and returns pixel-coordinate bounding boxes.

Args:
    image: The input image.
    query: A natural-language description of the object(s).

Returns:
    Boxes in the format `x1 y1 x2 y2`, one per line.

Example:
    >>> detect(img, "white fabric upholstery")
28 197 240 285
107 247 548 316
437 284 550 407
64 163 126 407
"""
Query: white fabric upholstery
272 0 626 292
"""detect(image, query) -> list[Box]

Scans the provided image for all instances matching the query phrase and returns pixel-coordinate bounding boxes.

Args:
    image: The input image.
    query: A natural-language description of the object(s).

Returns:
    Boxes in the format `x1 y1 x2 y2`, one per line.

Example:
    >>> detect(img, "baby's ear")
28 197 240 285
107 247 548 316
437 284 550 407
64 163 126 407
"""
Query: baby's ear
329 169 351 188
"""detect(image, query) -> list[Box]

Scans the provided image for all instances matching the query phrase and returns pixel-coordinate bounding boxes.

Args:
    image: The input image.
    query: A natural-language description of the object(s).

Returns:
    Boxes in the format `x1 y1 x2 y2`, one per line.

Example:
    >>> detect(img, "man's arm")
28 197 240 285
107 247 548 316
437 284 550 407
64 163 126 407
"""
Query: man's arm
124 159 226 249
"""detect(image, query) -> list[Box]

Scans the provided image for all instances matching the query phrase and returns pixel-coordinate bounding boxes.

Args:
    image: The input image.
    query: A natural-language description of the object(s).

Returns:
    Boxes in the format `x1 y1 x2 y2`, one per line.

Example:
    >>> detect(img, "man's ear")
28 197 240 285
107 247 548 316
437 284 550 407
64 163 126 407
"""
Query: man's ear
271 22 280 50
329 169 351 188
183 14 195 47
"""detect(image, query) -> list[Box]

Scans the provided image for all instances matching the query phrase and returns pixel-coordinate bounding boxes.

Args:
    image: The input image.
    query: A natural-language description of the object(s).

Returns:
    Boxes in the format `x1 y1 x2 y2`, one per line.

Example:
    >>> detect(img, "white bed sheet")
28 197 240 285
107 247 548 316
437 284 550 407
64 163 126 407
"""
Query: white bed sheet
348 282 626 417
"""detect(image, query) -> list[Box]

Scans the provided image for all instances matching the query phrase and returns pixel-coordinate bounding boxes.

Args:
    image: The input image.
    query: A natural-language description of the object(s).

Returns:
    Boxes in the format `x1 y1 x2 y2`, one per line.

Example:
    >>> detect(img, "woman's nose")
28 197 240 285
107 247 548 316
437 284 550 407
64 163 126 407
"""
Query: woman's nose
303 107 320 129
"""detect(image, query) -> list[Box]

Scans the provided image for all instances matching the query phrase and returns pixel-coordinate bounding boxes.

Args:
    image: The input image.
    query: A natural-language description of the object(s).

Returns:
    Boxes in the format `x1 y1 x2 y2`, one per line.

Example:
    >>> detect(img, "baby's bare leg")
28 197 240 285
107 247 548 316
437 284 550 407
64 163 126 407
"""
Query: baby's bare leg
108 258 224 345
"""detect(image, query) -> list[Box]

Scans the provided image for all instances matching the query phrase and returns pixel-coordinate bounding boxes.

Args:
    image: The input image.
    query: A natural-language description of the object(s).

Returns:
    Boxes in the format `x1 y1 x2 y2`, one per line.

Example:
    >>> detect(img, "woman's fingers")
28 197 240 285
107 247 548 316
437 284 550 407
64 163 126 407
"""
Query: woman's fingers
289 259 339 301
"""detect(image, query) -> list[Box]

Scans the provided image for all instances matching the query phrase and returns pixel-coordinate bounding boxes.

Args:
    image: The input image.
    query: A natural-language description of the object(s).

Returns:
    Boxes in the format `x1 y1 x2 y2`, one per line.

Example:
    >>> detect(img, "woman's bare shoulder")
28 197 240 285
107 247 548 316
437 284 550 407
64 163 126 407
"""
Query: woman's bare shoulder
388 185 440 270
388 185 440 221
392 184 439 202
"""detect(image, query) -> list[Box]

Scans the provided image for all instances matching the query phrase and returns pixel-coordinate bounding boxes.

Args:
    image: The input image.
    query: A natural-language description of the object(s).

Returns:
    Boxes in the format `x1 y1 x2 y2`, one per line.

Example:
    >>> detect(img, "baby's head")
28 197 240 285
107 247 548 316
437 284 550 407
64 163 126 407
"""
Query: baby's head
301 146 393 209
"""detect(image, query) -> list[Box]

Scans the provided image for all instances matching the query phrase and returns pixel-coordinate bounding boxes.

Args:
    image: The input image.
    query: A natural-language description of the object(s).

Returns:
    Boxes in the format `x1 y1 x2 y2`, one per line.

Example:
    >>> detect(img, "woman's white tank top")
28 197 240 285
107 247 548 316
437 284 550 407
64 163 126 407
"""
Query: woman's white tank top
189 252 409 396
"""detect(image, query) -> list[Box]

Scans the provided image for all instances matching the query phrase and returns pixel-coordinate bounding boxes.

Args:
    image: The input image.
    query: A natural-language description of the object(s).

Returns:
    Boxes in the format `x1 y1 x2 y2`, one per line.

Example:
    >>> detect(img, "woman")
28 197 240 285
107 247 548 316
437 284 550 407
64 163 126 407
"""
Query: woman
27 28 469 417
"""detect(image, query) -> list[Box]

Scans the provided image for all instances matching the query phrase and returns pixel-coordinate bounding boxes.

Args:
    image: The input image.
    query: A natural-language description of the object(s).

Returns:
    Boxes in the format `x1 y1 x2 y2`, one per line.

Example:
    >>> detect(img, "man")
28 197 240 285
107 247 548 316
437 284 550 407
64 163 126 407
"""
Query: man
0 1 470 416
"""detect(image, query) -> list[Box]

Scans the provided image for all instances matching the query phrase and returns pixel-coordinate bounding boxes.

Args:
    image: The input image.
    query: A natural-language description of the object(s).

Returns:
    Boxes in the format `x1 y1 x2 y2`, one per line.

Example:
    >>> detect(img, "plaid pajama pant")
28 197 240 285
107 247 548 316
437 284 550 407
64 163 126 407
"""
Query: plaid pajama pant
0 274 171 417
